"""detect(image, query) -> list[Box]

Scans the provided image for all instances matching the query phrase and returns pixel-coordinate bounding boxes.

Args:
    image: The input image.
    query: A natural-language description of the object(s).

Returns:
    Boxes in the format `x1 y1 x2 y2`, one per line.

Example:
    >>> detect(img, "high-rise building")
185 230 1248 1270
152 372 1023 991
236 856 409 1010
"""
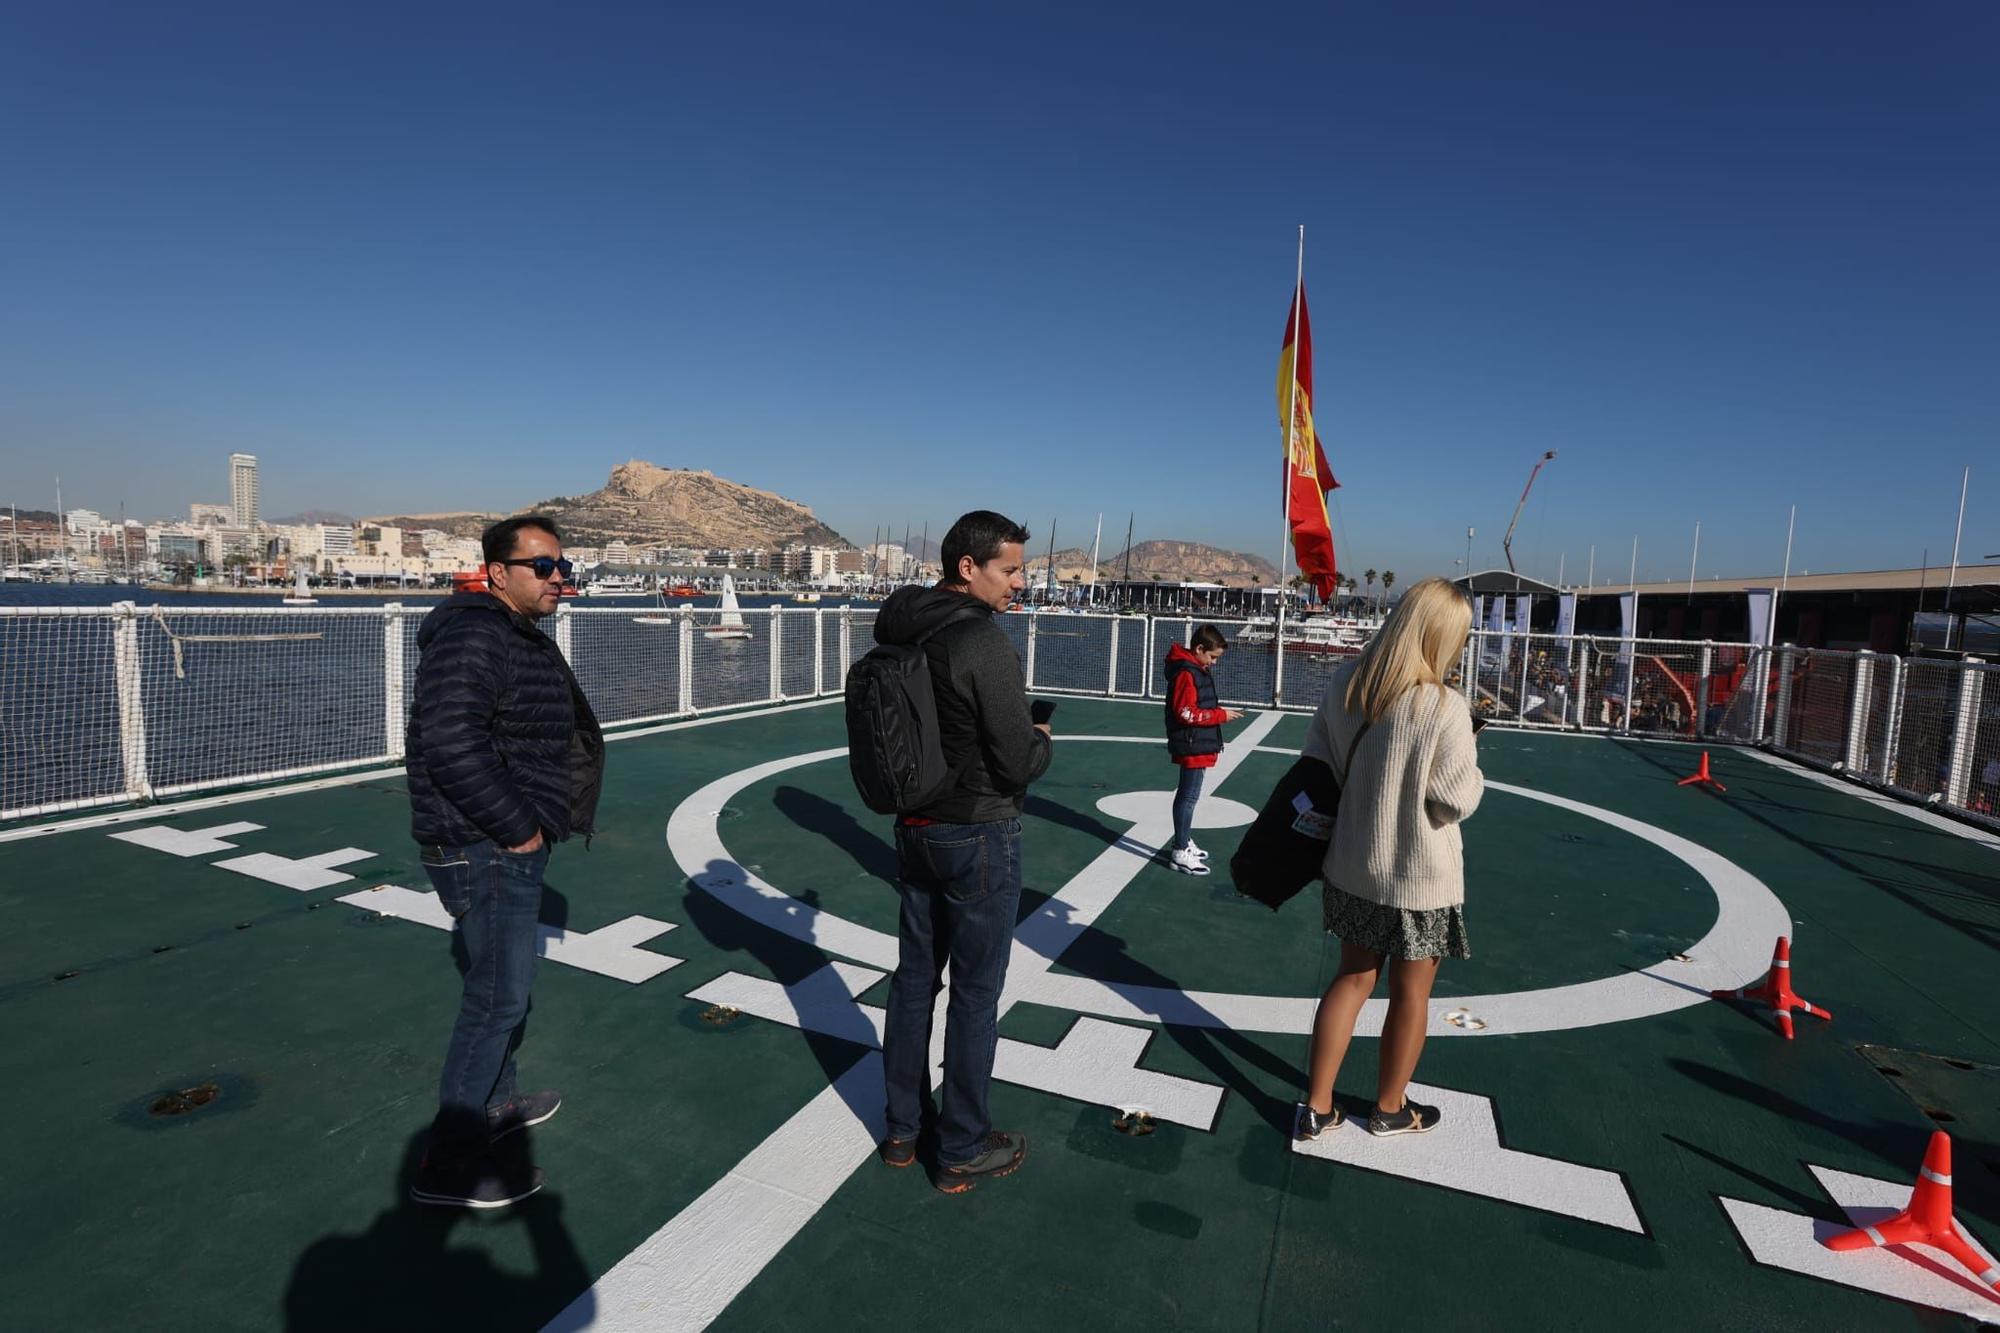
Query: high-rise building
229 453 260 529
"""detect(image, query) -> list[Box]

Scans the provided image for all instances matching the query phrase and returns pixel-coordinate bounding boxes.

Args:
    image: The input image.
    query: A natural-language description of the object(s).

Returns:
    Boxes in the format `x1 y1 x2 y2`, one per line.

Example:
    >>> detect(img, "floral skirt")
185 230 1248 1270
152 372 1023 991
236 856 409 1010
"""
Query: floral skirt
1321 882 1470 961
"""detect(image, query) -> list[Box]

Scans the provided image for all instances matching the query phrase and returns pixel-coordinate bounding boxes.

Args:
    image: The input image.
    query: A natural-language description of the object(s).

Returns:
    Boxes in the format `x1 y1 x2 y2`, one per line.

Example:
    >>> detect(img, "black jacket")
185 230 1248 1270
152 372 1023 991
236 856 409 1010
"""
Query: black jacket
874 584 1052 824
405 593 605 849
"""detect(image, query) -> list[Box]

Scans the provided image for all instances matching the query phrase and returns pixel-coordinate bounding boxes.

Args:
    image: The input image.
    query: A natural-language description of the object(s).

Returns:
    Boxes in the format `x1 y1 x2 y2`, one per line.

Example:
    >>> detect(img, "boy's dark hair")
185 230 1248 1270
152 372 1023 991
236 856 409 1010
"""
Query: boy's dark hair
481 514 565 566
1192 624 1230 653
939 510 1030 583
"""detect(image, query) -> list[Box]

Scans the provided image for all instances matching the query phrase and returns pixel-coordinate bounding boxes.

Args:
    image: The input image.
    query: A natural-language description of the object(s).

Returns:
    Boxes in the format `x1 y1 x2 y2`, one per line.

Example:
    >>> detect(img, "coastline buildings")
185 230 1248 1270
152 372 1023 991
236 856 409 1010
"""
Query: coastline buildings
10 452 869 587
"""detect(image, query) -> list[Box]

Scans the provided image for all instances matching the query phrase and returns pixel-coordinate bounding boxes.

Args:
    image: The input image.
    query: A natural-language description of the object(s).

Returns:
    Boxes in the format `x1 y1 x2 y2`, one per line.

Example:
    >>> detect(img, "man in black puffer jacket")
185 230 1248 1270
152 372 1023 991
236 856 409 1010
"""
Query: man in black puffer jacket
872 510 1052 1195
404 514 604 1209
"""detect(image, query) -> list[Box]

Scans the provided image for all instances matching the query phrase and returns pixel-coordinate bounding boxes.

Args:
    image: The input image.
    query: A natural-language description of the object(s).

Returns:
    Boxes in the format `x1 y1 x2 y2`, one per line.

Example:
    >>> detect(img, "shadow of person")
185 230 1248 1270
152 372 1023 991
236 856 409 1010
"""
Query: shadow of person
1017 894 1306 1135
771 785 898 882
281 1126 591 1330
679 863 886 1112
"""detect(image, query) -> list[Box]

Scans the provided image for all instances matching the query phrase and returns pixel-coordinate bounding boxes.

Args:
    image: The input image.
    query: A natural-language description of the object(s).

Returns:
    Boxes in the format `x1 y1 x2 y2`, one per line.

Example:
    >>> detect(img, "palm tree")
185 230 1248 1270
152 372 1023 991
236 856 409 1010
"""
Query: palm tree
1363 568 1377 607
1380 570 1396 609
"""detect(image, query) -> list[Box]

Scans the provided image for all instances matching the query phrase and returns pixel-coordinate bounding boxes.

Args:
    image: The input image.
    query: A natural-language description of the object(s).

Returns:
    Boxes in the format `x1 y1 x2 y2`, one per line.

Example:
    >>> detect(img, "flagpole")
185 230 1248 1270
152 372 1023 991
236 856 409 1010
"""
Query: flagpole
1276 226 1304 626
1945 466 1968 649
1773 504 1794 646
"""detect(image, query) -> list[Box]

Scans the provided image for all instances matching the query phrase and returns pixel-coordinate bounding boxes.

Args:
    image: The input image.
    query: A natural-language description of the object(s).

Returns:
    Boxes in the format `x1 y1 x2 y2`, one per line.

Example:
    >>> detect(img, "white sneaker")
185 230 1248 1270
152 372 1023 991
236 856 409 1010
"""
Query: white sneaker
1184 841 1210 861
1169 846 1211 876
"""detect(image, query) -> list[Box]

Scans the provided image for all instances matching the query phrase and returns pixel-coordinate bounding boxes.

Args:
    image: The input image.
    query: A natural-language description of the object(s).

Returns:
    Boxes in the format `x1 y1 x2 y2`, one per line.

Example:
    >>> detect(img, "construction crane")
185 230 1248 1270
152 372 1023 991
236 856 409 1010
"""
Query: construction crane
1503 450 1558 575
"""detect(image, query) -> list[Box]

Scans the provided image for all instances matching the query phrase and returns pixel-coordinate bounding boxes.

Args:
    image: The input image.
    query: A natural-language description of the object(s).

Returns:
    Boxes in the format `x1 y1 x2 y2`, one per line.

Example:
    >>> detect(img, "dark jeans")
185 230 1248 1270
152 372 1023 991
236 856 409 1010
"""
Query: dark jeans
420 838 551 1162
1171 765 1205 850
882 818 1023 1166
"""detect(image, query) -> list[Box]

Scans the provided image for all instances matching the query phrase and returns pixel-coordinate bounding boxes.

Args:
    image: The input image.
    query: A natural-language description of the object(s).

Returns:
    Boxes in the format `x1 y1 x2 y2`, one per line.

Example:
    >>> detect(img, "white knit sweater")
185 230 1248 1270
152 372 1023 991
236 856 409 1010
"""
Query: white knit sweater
1301 660 1485 912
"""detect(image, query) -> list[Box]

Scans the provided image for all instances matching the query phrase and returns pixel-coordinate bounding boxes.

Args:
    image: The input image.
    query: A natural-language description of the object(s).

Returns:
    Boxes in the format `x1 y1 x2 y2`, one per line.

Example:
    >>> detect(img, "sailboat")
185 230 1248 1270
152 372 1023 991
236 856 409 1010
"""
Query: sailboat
281 568 318 605
702 573 754 640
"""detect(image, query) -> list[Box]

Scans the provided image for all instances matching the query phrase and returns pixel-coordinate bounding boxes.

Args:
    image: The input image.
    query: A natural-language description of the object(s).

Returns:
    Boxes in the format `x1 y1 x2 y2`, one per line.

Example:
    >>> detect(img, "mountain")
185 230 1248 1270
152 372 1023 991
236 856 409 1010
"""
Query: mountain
367 461 851 550
1029 539 1278 587
268 509 356 526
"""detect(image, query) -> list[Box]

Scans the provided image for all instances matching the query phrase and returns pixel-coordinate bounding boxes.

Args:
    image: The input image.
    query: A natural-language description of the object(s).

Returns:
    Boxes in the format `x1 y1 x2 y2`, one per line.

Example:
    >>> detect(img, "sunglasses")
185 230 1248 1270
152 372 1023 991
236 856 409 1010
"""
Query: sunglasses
498 556 575 581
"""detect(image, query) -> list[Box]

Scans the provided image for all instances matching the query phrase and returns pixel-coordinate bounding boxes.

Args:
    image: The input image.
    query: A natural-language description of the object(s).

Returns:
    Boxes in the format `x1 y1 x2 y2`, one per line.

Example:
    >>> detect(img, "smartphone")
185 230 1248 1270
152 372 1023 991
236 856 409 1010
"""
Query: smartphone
1471 713 1490 734
1030 699 1058 726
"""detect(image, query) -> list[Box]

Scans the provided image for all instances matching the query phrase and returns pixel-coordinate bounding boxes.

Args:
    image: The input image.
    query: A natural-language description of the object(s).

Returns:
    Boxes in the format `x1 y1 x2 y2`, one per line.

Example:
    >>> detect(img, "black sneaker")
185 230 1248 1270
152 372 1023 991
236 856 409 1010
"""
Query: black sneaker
934 1131 1027 1194
878 1135 916 1168
409 1155 546 1209
1292 1101 1342 1141
1366 1099 1441 1137
487 1090 562 1142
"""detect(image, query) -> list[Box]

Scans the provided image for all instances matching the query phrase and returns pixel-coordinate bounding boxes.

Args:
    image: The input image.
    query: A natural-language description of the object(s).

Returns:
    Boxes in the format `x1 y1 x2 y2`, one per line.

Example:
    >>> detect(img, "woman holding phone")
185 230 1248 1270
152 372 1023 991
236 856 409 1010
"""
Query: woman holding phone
1292 578 1484 1139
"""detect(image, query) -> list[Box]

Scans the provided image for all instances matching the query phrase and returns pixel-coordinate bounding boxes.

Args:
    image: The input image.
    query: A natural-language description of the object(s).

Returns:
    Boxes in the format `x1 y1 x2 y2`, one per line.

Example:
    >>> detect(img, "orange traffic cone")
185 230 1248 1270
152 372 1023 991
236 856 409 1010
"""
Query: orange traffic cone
1678 750 1726 791
1824 1131 2000 1287
1710 936 1831 1039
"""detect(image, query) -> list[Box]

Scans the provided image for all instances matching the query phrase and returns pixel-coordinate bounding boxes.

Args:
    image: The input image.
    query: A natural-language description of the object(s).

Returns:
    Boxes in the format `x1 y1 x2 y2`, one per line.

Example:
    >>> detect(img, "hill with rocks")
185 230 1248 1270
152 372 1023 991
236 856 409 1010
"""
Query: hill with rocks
368 461 850 550
1028 539 1278 587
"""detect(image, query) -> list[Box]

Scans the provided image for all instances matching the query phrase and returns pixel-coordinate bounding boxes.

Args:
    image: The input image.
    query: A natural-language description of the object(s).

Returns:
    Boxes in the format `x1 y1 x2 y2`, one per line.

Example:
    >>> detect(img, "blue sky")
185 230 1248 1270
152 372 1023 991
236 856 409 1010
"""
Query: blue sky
2 1 1994 584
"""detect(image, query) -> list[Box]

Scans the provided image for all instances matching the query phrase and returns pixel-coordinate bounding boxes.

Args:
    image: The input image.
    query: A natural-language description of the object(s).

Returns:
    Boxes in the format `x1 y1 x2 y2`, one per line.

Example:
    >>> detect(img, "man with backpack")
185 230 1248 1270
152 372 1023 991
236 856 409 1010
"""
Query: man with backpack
851 510 1051 1193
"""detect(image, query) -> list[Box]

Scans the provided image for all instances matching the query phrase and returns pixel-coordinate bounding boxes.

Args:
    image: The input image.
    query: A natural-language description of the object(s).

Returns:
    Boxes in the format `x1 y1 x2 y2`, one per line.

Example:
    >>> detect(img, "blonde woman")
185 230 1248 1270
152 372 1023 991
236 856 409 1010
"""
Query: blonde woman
1293 577 1484 1140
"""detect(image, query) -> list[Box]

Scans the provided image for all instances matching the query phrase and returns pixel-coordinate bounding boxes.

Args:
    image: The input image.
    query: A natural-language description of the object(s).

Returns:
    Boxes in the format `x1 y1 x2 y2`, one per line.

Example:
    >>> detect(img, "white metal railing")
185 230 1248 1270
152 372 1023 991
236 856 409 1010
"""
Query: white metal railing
2 604 1994 832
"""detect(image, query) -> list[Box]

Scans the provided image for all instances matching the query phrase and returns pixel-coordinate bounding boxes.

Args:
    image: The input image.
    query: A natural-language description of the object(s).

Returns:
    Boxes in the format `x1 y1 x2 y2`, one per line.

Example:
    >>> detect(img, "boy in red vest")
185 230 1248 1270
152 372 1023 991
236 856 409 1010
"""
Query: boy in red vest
1162 624 1242 875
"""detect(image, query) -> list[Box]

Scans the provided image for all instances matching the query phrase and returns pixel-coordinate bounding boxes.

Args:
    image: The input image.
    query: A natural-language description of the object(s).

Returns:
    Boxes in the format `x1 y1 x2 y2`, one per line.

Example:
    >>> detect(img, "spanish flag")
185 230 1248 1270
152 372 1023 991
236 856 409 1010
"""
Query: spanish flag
1277 283 1339 599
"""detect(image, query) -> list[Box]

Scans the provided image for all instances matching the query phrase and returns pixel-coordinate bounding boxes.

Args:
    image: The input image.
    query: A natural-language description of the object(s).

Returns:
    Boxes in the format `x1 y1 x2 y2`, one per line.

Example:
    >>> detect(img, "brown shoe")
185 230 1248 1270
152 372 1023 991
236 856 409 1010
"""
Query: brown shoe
934 1131 1026 1194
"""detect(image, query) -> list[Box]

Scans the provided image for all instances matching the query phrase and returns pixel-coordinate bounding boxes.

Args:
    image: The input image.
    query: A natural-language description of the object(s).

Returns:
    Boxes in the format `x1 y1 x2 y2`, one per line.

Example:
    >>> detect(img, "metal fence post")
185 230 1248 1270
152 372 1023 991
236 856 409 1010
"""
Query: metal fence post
768 610 783 702
553 601 573 662
1107 618 1121 695
1842 653 1874 772
383 603 407 762
1273 601 1287 708
1517 635 1533 724
839 607 852 679
1695 643 1714 739
1578 641 1593 729
1025 613 1038 691
1749 646 1772 745
111 601 152 802
1143 617 1157 698
1945 660 1984 810
1772 647 1795 750
678 606 694 714
814 609 826 697
1878 656 1905 784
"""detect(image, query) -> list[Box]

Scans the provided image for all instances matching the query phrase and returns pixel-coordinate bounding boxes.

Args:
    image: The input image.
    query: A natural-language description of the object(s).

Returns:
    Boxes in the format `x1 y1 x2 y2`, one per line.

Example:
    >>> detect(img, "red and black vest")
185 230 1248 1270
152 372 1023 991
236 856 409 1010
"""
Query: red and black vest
1163 652 1223 760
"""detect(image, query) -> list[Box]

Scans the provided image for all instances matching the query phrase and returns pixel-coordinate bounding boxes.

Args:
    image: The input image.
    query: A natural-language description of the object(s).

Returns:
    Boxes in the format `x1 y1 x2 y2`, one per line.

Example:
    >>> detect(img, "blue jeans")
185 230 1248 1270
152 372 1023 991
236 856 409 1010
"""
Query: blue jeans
420 838 551 1162
1171 766 1205 851
882 818 1023 1166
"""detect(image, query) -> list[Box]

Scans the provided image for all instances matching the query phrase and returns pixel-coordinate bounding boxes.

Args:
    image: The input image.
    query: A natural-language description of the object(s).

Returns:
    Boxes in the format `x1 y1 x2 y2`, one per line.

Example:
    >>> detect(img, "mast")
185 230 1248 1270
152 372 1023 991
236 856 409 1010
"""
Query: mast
1945 466 1969 649
1088 513 1102 603
56 474 68 581
1122 512 1134 585
1044 517 1057 598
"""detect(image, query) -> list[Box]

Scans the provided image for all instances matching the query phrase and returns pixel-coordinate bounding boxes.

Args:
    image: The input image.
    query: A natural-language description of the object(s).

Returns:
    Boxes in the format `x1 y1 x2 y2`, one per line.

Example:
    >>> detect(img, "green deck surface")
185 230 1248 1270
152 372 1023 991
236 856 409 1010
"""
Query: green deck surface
2 698 1996 1329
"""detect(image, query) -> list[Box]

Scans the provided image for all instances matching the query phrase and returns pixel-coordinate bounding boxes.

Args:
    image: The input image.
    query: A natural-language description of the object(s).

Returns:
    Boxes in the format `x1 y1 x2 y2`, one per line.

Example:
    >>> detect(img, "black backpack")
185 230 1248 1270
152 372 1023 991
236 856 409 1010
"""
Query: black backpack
844 614 976 815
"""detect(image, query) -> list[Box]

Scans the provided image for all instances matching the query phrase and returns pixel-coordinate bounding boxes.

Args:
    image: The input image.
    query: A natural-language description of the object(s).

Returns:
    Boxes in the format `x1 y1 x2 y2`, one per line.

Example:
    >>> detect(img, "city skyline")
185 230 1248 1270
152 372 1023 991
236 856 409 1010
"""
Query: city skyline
5 450 1996 590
